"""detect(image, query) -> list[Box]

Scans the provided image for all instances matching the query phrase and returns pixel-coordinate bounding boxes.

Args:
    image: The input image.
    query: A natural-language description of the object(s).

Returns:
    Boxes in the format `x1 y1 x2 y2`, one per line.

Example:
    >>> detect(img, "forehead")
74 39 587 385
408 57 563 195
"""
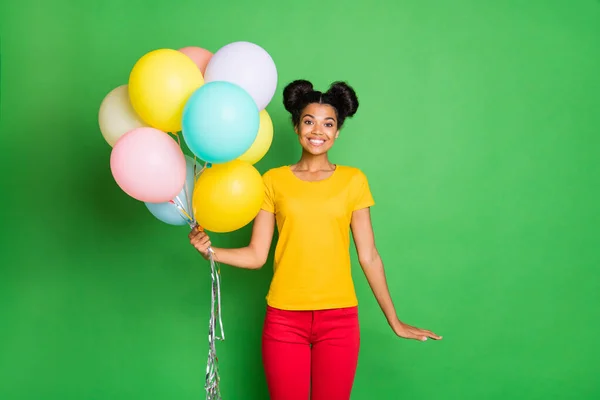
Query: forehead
302 103 337 119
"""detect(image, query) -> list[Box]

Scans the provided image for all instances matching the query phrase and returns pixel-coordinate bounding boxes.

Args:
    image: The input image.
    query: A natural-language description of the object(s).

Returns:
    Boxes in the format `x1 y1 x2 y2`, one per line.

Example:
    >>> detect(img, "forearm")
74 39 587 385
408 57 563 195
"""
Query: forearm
360 254 401 329
211 246 264 270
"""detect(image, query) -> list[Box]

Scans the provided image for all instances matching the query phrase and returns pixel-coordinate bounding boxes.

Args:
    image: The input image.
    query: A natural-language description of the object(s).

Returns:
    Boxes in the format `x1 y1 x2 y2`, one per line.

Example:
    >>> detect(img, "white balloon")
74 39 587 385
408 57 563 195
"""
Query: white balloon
204 41 277 111
98 85 148 147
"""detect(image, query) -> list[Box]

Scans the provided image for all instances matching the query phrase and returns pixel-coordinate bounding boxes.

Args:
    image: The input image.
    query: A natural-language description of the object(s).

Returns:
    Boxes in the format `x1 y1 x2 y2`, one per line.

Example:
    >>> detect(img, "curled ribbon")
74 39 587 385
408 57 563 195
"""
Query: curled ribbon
170 159 225 399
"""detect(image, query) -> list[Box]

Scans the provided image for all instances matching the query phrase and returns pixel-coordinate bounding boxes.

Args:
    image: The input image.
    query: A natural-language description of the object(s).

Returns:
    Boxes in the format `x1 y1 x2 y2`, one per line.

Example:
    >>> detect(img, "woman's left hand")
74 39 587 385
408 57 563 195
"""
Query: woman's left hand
393 320 442 342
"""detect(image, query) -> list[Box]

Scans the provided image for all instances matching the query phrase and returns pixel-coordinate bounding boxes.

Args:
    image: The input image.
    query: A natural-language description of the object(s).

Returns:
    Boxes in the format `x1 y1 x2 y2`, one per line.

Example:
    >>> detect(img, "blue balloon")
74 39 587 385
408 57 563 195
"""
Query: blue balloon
181 81 260 164
145 156 201 226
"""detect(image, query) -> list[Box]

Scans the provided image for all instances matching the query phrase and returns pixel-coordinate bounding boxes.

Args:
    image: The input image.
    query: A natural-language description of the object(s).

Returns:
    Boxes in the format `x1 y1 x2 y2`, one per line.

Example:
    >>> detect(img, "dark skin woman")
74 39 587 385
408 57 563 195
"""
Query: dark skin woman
189 79 441 400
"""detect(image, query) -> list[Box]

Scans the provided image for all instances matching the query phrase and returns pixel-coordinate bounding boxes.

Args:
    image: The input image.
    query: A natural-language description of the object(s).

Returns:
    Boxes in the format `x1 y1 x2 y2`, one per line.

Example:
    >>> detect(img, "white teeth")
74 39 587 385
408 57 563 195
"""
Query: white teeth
309 139 325 145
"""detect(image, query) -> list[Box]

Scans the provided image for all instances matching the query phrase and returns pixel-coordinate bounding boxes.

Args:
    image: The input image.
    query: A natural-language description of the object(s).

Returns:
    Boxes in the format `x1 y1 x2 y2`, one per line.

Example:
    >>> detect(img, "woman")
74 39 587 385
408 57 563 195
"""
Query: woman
189 79 442 400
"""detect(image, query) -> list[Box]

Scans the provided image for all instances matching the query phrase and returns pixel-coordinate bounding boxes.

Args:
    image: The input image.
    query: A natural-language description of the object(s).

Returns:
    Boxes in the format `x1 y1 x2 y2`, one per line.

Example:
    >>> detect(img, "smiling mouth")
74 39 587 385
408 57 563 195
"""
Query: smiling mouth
308 138 325 146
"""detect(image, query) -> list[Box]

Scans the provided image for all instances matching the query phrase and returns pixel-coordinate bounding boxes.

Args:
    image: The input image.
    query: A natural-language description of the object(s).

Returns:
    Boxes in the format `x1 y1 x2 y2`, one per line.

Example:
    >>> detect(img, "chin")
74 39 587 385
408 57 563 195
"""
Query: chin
302 144 331 156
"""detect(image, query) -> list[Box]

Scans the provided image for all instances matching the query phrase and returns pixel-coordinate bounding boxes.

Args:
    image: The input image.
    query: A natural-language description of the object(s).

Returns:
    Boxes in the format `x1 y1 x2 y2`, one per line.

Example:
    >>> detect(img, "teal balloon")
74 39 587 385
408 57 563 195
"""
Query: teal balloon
145 156 200 226
181 81 259 164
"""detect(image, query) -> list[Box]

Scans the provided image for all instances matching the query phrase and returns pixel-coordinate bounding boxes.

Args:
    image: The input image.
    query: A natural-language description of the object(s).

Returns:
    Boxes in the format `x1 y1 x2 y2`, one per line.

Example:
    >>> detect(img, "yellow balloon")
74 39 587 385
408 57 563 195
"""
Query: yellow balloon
236 109 274 165
193 160 264 233
128 49 204 133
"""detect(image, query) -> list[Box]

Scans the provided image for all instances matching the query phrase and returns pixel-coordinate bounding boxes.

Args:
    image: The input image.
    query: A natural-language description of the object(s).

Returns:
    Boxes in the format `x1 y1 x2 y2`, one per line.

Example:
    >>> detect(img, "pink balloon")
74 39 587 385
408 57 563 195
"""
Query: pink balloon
178 46 213 75
110 127 186 203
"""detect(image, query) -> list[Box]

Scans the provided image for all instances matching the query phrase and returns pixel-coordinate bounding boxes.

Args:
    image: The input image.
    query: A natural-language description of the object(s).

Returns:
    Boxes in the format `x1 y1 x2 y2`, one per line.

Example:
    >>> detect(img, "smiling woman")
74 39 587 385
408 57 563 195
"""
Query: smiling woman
283 80 358 178
188 79 441 400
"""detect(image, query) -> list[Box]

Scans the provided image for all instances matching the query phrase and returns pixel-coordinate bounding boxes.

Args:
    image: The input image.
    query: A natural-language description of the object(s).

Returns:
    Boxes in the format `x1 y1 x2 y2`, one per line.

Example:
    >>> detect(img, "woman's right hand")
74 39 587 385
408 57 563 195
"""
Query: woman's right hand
188 226 212 260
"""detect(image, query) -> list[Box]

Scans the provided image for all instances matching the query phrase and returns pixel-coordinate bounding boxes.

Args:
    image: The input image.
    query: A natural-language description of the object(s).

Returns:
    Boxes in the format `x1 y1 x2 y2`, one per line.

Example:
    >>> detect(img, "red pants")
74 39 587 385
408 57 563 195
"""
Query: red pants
261 305 361 400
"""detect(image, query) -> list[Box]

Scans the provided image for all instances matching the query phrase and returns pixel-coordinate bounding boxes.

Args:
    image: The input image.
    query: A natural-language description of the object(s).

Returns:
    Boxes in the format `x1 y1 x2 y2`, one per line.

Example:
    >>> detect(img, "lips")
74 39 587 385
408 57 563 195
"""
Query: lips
308 138 325 146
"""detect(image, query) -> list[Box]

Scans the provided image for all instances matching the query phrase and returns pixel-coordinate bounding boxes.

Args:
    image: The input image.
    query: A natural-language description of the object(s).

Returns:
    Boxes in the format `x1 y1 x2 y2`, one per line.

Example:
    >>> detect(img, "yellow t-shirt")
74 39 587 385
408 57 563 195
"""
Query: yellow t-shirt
261 165 375 311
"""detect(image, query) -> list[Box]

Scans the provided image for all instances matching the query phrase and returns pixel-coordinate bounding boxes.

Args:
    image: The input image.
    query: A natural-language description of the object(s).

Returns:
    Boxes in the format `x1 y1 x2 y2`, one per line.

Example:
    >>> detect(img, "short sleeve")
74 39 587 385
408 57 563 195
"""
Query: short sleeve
261 170 275 213
352 170 375 211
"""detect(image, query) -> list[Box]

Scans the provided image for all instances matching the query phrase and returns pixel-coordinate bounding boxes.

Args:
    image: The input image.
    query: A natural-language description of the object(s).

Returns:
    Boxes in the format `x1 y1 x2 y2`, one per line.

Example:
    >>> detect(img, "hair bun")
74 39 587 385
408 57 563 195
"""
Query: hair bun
325 81 359 118
283 80 315 113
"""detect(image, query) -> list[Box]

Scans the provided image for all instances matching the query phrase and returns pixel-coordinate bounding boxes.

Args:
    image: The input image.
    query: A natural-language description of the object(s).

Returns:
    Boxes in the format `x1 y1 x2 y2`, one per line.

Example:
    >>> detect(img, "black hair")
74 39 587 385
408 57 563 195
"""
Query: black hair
282 79 359 128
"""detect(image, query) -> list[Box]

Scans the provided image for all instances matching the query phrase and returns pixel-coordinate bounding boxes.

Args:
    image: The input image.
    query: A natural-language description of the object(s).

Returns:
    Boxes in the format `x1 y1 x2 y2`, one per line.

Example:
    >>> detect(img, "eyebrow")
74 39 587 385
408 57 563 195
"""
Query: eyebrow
302 113 336 121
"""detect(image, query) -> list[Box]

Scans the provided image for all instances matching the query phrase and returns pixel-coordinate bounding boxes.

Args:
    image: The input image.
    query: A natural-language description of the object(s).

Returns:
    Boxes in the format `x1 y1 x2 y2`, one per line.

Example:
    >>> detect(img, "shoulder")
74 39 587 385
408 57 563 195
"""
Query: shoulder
335 165 370 183
262 166 289 180
261 166 291 188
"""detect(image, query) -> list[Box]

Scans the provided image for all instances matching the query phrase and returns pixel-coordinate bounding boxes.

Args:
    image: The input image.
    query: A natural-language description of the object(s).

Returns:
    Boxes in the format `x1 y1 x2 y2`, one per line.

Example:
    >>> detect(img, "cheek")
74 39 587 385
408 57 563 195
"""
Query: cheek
296 124 309 135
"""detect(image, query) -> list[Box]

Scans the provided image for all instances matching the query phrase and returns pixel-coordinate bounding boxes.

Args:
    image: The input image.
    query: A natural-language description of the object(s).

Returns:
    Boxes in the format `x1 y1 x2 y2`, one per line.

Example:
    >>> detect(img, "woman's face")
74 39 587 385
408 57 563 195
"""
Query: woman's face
295 103 339 156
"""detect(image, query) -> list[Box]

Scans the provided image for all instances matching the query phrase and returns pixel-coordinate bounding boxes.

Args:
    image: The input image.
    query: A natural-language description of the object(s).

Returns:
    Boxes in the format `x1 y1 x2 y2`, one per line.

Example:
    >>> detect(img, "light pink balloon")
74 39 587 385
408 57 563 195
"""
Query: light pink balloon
178 46 213 75
110 127 186 203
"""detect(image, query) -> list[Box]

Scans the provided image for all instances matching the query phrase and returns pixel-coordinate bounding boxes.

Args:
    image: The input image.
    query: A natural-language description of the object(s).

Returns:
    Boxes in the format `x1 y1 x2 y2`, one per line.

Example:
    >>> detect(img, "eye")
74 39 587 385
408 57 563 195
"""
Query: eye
325 123 334 127
303 120 313 125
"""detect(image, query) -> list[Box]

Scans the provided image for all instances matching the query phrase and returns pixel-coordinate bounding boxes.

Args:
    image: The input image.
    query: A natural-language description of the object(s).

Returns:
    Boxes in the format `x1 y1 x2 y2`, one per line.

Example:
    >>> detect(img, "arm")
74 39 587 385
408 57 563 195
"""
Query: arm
351 207 442 341
189 210 275 270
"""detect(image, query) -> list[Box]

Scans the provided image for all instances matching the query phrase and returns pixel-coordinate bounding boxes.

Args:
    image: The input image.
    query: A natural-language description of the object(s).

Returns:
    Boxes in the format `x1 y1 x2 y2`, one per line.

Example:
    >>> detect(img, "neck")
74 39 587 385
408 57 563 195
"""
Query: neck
295 150 334 172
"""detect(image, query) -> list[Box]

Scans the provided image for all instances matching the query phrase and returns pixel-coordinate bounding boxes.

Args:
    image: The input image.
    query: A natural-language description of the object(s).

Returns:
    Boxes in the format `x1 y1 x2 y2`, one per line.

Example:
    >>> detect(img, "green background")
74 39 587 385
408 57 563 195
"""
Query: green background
1 0 599 399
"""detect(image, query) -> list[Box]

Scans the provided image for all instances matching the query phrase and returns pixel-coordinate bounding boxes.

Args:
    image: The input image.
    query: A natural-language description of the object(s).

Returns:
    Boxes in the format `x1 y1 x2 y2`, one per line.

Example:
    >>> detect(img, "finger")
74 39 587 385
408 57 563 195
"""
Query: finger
195 237 211 251
196 243 210 255
420 330 442 341
425 330 442 340
409 331 428 342
191 238 205 249
191 232 207 243
403 329 424 341
405 328 428 342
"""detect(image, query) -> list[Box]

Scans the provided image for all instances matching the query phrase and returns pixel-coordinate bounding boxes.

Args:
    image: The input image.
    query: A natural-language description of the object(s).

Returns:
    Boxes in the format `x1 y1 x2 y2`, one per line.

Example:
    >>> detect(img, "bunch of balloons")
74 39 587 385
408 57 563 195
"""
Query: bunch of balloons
99 41 277 233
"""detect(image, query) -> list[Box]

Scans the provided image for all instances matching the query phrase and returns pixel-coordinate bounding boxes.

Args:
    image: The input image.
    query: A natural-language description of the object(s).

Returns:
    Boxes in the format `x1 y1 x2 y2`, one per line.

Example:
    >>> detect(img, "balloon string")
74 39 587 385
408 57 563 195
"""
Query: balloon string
169 132 224 398
186 220 224 399
168 198 194 226
205 250 224 399
175 196 194 222
178 166 194 222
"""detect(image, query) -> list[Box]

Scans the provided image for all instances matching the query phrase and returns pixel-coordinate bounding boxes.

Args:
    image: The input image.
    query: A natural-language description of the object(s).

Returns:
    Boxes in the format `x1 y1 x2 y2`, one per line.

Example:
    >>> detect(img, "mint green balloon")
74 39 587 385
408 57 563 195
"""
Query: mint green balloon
181 81 259 164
